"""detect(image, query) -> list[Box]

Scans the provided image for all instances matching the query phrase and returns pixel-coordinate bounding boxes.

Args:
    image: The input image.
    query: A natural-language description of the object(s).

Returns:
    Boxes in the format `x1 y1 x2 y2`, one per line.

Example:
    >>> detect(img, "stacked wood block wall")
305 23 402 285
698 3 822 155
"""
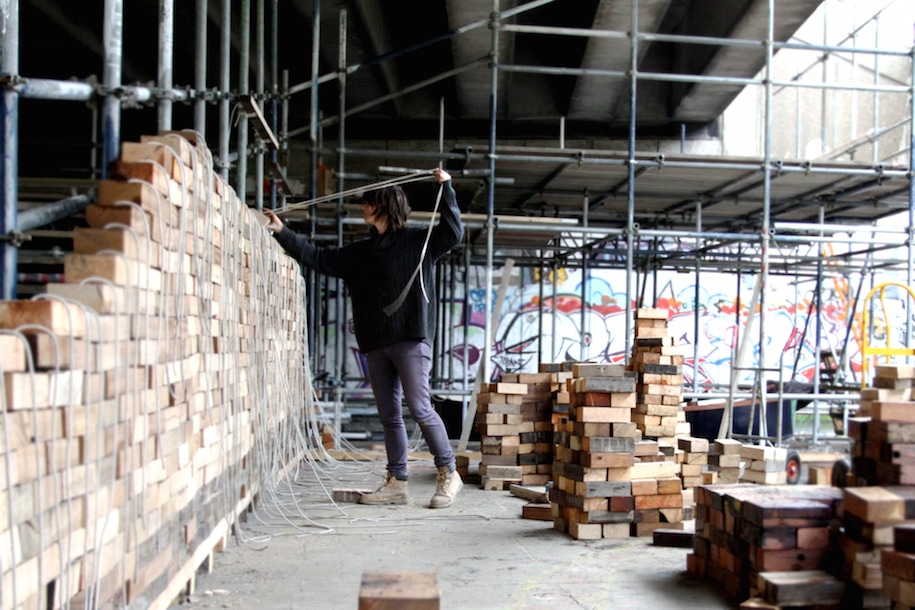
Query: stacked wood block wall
550 364 638 539
476 382 526 489
883 523 915 607
850 365 915 487
708 438 743 483
500 372 554 485
630 308 685 451
687 485 843 602
739 445 788 485
836 486 915 608
0 131 309 610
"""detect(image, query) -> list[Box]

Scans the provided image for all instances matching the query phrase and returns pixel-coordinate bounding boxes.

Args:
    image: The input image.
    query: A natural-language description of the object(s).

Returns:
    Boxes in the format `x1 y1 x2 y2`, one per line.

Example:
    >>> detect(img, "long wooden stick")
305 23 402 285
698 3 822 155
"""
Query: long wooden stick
458 258 515 452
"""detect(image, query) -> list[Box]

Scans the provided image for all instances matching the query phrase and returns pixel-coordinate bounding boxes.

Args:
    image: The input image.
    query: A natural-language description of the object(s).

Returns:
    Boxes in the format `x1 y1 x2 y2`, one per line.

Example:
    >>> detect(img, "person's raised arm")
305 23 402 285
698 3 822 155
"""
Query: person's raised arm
264 210 348 277
430 168 464 254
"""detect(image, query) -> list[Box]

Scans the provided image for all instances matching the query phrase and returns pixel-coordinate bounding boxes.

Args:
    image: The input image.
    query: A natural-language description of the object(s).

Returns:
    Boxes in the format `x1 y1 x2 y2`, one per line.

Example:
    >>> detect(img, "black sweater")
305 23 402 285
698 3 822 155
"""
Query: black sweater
273 180 464 354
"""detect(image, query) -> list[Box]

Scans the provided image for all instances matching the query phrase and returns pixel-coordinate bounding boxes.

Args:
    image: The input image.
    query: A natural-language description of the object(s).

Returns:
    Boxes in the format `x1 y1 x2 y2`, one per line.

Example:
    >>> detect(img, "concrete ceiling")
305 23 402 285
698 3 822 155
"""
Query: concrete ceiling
20 0 908 262
19 0 823 149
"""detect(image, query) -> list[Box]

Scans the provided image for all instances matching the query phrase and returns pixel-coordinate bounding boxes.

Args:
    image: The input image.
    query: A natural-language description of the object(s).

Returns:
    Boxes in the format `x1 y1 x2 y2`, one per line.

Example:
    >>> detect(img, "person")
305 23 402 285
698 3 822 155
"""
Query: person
264 167 464 508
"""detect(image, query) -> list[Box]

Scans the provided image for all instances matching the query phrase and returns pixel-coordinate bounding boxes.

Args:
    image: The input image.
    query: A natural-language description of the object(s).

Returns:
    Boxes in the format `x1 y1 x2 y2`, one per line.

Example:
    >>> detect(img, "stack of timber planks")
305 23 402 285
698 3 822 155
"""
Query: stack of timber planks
687 484 843 602
542 362 574 426
0 131 308 610
630 308 685 451
708 438 743 484
883 522 915 607
677 435 709 490
550 363 639 539
548 362 687 538
739 445 788 485
837 486 915 608
500 371 554 485
850 365 915 487
743 570 845 609
476 381 526 489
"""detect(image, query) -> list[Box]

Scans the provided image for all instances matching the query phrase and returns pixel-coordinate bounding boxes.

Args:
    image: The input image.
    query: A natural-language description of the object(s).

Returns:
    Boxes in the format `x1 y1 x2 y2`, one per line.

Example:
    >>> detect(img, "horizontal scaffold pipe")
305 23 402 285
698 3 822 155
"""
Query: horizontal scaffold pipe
771 233 908 246
772 221 909 234
501 23 912 58
331 146 910 180
18 193 95 232
16 77 193 104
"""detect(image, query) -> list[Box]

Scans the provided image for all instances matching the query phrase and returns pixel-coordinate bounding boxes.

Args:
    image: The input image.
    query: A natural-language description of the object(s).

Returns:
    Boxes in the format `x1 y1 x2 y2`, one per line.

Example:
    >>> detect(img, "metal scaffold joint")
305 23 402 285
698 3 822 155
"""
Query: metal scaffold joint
0 75 25 91
0 231 32 248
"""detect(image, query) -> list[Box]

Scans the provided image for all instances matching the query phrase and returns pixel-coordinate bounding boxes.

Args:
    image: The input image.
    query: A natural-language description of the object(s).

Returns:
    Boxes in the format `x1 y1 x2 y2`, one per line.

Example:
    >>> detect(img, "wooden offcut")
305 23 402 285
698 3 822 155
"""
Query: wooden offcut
358 571 440 610
757 570 844 606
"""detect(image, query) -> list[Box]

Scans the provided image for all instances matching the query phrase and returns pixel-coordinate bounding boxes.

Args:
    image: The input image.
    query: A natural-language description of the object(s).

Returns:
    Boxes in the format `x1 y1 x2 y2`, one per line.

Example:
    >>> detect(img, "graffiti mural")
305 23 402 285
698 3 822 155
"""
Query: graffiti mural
319 263 910 392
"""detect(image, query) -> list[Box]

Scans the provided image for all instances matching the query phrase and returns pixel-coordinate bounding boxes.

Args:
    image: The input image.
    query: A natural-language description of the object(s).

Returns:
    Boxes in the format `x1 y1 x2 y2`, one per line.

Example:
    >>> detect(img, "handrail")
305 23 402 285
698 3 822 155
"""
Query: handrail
860 281 915 388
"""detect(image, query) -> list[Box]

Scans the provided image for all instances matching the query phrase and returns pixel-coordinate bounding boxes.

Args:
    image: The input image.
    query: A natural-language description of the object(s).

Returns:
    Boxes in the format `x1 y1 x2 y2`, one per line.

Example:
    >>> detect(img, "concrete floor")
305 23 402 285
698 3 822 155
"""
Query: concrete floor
173 455 736 610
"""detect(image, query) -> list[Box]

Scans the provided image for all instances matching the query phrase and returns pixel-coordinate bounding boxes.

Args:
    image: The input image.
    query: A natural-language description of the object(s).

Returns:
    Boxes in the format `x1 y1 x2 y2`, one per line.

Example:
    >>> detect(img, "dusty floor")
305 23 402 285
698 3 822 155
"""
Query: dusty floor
168 451 736 610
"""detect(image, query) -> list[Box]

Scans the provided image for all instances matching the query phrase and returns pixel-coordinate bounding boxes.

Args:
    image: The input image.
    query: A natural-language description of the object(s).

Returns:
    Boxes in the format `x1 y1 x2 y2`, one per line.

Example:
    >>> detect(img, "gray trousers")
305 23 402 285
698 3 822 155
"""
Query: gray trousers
365 340 455 480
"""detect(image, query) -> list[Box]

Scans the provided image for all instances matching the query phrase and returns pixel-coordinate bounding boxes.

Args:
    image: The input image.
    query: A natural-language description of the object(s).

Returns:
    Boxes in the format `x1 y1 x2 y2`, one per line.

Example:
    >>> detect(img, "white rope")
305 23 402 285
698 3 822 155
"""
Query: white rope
272 170 435 215
382 182 444 316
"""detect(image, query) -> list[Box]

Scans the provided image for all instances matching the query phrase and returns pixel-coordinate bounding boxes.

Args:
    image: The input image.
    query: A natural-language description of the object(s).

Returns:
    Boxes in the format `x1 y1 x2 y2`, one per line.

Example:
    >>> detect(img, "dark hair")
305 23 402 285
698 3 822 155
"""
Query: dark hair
362 185 411 231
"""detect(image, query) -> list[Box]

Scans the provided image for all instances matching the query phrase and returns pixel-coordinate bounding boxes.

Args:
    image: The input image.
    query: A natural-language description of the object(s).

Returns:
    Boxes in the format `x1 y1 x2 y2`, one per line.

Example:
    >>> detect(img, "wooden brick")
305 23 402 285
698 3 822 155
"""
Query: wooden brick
358 571 440 610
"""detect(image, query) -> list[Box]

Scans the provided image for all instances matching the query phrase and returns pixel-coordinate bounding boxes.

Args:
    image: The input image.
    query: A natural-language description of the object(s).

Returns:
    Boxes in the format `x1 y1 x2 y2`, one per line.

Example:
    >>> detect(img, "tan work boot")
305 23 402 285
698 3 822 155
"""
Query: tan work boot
429 466 463 508
359 473 409 505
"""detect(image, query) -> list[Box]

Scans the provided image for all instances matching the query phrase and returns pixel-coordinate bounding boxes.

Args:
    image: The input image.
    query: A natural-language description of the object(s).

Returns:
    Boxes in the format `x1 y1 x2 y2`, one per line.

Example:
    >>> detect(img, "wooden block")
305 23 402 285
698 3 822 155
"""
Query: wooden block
0 334 26 372
521 502 553 521
631 478 658 496
884 573 915 606
509 484 547 503
715 438 742 454
630 461 679 480
757 570 844 606
894 522 915 552
876 365 915 380
584 436 635 453
64 253 162 291
652 528 693 548
844 486 905 522
808 465 833 485
739 469 786 484
635 308 668 320
483 476 518 490
573 406 631 423
485 465 523 479
678 436 709 453
576 376 636 393
73 227 158 265
872 401 915 423
633 440 660 456
882 549 915 581
572 363 627 377
358 571 440 610
580 452 635 469
488 382 528 395
0 300 88 337
332 488 372 503
568 520 603 540
5 370 84 409
140 132 199 167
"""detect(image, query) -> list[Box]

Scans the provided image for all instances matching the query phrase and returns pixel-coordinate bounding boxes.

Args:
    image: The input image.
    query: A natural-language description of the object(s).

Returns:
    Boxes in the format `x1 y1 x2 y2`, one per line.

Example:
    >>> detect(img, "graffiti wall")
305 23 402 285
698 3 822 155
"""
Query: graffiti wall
320 263 907 392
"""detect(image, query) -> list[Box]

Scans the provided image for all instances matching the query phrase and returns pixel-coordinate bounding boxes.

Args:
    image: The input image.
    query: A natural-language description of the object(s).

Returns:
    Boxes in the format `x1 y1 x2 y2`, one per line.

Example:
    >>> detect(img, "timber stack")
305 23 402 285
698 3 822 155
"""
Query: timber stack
0 131 308 610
